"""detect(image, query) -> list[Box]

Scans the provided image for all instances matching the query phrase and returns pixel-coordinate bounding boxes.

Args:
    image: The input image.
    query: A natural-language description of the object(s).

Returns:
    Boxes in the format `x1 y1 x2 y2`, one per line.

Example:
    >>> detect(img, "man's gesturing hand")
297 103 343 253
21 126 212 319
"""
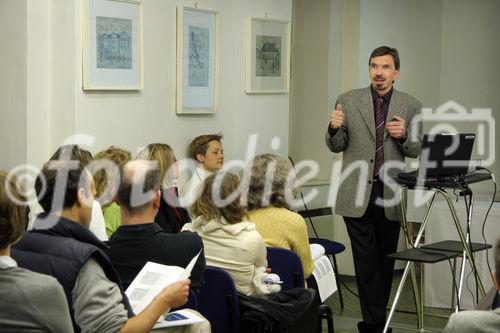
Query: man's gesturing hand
330 104 344 129
386 116 406 139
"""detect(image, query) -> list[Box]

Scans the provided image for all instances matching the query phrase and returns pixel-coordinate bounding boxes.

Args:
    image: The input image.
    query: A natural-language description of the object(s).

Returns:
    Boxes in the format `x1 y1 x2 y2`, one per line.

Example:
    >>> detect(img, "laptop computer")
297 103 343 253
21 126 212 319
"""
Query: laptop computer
398 133 475 181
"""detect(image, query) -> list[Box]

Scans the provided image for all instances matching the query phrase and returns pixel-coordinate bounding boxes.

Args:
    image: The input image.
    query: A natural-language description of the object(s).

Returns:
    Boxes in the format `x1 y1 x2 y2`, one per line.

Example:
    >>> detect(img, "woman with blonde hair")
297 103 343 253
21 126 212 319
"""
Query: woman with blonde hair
93 146 132 237
246 154 314 280
182 172 277 296
137 143 190 233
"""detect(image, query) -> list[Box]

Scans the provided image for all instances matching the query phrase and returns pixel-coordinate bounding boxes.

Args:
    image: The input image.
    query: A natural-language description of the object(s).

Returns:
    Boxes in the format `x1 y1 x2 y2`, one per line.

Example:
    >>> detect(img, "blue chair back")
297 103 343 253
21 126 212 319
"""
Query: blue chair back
197 266 240 333
266 247 305 291
309 238 345 255
267 247 336 333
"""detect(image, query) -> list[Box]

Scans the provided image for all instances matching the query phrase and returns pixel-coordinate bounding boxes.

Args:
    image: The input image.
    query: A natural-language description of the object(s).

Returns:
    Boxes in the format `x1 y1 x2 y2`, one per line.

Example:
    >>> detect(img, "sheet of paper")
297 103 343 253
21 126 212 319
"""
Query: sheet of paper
126 262 184 314
126 250 202 314
152 309 205 329
179 250 201 280
312 255 337 302
310 243 326 261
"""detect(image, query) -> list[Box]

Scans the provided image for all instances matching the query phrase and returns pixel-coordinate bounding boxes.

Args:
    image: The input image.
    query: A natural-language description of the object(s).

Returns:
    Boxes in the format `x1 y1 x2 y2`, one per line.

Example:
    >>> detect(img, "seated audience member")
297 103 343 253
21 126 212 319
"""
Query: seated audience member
105 160 205 290
444 238 500 333
0 171 73 332
182 172 278 296
29 144 108 240
246 154 314 280
137 143 190 233
93 146 132 237
12 161 206 333
179 133 224 210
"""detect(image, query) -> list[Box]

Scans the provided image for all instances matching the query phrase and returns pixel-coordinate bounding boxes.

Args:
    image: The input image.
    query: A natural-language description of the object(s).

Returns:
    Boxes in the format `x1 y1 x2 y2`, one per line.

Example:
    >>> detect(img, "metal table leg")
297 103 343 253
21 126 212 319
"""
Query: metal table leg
384 184 488 332
450 258 457 309
383 189 438 333
437 189 485 312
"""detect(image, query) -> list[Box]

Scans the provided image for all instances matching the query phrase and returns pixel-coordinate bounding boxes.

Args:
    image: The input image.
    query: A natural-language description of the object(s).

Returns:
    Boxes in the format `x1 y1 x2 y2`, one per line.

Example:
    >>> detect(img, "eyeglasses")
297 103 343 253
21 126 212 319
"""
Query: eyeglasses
369 63 395 72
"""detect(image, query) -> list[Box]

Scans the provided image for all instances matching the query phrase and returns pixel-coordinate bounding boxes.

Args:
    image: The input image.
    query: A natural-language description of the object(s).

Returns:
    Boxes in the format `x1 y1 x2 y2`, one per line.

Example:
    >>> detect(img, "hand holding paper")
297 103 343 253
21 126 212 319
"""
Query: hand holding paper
156 279 191 309
126 250 202 315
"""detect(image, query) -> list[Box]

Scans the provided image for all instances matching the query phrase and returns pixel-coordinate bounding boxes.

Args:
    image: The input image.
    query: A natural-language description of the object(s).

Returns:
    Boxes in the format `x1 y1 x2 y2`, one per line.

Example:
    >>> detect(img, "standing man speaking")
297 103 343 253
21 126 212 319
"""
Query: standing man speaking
326 46 422 333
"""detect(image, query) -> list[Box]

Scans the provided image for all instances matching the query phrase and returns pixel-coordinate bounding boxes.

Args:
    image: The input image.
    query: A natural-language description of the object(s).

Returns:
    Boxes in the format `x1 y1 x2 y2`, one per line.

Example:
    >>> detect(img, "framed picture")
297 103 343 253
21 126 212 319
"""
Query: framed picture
245 17 290 94
176 7 218 114
83 0 143 90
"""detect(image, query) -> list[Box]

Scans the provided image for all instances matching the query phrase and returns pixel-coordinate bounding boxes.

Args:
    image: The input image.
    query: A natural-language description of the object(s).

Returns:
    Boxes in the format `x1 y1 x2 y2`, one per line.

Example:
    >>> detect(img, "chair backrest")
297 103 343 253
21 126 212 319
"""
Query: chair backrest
309 237 345 255
197 266 240 333
266 247 305 291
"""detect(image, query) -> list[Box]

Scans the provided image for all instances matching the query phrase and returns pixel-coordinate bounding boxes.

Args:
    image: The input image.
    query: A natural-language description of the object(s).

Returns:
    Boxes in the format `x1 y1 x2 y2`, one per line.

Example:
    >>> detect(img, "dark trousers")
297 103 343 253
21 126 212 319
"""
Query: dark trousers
343 181 401 333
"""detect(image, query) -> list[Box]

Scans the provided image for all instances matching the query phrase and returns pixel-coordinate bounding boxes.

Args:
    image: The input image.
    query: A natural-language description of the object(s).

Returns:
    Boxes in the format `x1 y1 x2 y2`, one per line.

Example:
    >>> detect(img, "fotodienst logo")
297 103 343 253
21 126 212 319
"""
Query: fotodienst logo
1 104 496 216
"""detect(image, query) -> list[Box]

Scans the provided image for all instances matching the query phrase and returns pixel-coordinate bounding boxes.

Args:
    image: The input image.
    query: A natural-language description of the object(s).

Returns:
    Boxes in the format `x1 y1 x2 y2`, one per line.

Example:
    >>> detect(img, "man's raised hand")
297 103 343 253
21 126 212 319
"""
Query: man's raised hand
330 103 344 129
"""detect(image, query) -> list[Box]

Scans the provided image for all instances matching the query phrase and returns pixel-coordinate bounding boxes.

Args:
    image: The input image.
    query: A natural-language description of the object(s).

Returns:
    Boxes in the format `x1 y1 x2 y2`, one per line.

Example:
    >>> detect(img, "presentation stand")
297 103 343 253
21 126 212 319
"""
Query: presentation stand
383 172 492 333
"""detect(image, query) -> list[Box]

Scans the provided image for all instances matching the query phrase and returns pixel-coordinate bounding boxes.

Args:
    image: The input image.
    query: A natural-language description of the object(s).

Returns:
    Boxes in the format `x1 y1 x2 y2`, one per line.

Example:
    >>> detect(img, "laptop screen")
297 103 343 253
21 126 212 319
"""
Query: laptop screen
418 133 475 177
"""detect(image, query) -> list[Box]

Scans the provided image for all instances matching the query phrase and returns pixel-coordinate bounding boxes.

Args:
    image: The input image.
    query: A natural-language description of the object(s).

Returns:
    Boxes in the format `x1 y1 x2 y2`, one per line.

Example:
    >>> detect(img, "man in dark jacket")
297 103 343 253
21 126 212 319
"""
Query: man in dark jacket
105 159 205 290
12 160 197 333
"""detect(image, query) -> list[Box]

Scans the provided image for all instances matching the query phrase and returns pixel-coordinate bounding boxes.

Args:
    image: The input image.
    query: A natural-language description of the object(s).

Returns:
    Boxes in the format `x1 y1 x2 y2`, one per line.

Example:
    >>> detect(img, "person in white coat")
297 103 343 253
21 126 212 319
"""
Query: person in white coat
182 172 279 296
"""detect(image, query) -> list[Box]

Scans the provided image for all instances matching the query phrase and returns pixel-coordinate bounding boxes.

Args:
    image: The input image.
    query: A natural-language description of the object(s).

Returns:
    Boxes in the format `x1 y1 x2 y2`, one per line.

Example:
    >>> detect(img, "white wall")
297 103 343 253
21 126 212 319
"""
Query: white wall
27 0 52 168
353 0 500 193
0 0 28 170
290 0 331 177
291 0 500 186
439 0 500 189
2 0 292 174
51 0 292 164
358 0 443 107
290 0 500 275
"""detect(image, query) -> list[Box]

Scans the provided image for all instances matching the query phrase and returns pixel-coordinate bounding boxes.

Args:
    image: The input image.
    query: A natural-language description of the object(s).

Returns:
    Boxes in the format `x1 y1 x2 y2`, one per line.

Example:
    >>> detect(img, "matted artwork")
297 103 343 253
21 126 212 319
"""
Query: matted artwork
246 17 290 94
176 6 218 114
255 35 281 77
83 0 143 90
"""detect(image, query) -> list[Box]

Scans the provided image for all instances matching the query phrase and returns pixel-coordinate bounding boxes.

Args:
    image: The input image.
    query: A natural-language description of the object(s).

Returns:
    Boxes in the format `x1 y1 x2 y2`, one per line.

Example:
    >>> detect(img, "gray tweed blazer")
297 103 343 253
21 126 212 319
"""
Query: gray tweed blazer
325 86 422 221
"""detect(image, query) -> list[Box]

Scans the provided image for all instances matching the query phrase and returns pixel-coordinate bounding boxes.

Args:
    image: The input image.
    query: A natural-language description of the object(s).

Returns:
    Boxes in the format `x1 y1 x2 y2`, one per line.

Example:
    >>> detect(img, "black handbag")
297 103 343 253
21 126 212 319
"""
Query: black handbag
238 288 319 333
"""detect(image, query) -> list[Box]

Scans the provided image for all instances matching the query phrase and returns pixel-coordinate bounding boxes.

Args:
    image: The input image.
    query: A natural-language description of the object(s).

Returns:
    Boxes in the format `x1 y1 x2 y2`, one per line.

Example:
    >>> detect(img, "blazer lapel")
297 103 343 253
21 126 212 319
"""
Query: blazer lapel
358 87 375 139
385 89 404 139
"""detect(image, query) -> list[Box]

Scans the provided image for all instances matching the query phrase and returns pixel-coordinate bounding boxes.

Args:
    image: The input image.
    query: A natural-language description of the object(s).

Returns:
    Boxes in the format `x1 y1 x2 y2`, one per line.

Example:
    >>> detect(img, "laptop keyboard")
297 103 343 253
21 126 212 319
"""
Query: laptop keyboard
398 170 466 183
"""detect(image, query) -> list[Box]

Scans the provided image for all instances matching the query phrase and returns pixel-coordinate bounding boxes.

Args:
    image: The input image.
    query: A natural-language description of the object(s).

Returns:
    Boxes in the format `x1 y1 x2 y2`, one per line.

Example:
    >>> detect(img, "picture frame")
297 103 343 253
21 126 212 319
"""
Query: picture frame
245 17 290 94
83 0 144 90
176 6 219 114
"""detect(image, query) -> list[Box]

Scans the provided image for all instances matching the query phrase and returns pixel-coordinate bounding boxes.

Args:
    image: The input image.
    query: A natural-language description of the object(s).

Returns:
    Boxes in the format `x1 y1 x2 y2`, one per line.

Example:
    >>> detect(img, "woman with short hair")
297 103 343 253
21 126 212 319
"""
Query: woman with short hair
178 133 224 211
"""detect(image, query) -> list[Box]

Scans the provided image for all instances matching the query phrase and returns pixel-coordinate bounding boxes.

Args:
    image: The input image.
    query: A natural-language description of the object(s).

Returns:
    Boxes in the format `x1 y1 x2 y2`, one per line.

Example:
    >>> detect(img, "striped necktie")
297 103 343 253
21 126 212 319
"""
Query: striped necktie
374 96 385 177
